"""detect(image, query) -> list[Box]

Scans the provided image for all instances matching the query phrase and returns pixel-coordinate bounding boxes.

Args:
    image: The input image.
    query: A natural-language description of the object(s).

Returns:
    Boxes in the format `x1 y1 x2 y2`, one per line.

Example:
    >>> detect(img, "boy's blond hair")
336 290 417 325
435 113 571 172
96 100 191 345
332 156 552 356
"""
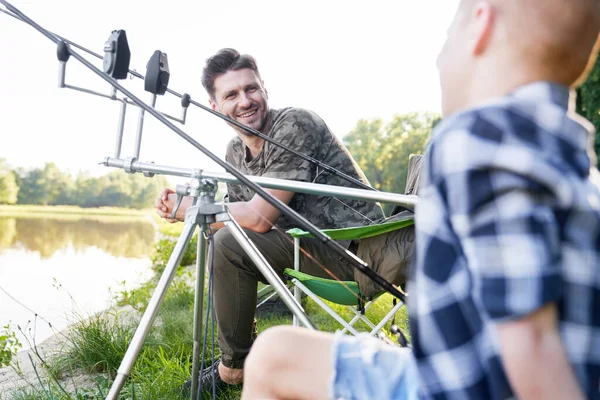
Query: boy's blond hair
460 0 600 87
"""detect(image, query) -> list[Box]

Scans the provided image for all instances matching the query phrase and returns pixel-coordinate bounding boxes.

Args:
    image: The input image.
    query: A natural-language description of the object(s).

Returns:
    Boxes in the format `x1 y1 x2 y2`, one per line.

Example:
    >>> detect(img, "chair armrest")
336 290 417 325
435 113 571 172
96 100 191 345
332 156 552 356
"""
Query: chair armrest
286 216 414 241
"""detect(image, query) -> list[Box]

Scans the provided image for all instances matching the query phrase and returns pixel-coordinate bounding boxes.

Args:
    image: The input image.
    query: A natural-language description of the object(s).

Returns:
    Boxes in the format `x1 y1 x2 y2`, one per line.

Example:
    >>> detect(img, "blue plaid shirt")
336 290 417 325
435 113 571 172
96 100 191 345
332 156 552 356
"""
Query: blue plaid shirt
410 82 600 399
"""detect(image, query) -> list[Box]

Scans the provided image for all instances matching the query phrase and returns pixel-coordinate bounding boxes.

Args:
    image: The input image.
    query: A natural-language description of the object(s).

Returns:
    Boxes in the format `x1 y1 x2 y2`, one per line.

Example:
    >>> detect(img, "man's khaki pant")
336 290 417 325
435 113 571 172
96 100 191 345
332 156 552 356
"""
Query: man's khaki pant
212 226 355 369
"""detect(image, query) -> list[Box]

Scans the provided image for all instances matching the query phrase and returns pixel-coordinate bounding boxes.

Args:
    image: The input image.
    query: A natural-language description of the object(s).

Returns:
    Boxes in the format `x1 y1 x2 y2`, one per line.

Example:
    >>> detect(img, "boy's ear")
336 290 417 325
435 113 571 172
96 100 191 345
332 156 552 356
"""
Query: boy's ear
573 34 600 88
470 2 495 56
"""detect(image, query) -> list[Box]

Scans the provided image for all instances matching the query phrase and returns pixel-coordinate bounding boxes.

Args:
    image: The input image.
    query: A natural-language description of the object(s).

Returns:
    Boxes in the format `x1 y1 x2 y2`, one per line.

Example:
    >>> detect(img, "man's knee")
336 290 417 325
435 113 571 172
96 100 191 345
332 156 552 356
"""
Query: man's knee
211 226 244 267
212 225 236 249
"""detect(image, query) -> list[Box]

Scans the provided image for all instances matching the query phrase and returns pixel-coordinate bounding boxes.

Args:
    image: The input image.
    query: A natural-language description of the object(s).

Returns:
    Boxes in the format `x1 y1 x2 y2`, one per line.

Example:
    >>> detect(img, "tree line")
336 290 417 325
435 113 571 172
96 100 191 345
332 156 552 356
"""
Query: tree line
0 160 170 209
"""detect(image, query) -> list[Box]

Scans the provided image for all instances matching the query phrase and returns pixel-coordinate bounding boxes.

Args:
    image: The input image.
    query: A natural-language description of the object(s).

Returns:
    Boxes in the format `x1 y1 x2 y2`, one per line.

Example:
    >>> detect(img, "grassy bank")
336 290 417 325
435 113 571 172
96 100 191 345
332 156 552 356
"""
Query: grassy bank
1 219 409 399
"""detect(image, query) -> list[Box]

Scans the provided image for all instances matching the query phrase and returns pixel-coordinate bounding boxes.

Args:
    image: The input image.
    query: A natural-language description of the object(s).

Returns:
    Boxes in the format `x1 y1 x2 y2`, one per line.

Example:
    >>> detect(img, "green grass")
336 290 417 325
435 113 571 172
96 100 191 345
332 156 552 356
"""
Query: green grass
5 231 410 400
151 213 186 237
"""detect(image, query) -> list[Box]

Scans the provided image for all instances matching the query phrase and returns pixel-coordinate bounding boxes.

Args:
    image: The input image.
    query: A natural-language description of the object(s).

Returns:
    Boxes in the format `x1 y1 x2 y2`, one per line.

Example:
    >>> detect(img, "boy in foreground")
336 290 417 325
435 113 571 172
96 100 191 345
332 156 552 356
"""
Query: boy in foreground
240 0 600 398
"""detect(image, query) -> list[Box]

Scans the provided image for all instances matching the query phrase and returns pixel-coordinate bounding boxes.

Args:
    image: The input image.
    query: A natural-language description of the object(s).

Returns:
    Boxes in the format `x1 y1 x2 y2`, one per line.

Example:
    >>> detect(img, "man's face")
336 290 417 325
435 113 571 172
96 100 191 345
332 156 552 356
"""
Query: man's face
209 68 269 134
437 3 471 117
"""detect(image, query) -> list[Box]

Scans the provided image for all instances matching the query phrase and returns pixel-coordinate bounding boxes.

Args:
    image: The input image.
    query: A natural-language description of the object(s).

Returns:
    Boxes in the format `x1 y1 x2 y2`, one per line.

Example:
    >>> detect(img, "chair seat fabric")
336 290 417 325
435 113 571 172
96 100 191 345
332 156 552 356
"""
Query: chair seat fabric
283 268 361 306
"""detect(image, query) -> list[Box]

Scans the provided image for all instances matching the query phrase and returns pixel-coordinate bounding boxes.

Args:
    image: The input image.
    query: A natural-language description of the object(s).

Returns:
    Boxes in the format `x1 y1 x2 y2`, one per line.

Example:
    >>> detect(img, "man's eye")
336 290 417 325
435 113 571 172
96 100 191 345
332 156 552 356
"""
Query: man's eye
226 93 236 99
247 87 257 93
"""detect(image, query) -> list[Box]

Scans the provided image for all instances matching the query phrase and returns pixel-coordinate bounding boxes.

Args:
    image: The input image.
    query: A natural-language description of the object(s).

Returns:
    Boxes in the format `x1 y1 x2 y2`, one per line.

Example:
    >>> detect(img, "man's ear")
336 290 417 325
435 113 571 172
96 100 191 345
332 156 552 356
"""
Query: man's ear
209 98 217 111
470 2 495 56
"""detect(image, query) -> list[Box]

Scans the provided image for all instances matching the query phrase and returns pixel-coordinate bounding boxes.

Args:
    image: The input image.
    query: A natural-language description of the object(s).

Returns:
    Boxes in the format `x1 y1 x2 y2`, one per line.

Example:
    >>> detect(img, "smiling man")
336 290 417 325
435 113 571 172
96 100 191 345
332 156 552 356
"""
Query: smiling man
154 48 384 395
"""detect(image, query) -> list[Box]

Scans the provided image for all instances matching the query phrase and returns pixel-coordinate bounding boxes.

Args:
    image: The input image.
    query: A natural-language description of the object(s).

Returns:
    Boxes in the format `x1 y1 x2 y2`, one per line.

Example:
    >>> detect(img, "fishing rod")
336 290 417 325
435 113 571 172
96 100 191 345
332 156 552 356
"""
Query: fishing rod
0 1 406 302
0 7 376 192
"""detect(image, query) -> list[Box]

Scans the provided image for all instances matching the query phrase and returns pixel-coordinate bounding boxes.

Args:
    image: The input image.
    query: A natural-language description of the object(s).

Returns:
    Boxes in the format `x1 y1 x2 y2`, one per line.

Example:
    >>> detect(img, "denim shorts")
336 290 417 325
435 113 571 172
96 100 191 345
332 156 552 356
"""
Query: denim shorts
330 332 419 400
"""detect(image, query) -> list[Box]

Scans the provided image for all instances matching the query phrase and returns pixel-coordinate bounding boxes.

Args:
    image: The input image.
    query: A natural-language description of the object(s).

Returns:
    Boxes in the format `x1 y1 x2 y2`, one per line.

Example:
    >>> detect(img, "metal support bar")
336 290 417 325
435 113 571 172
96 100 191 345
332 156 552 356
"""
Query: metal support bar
58 61 66 88
225 215 314 329
369 300 404 336
102 157 418 208
293 237 301 327
133 94 156 159
106 219 197 399
191 225 207 400
123 97 187 124
291 278 360 335
63 84 116 99
114 100 127 158
340 301 375 334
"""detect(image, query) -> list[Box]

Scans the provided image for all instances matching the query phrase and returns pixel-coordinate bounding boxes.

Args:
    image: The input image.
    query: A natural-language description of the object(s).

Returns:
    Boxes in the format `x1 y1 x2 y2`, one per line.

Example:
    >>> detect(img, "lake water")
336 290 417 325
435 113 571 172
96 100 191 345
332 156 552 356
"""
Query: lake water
0 215 156 349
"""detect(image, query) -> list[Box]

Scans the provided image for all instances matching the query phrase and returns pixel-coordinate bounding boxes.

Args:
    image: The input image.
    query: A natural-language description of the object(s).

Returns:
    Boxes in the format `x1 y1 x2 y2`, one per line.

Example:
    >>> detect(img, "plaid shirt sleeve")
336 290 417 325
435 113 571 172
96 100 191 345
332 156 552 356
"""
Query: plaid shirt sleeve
429 119 564 321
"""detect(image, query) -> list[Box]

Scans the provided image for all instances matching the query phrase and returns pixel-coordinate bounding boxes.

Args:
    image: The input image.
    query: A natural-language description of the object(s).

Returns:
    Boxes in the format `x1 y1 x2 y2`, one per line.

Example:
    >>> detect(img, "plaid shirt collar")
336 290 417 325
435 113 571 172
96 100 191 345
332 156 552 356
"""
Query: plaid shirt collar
438 82 584 143
434 81 592 172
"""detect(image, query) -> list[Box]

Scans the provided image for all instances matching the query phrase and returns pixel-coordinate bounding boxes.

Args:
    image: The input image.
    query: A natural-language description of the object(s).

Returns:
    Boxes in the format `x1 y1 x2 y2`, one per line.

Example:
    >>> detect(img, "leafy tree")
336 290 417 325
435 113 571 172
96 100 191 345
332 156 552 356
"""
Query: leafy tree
16 167 46 204
577 55 600 163
0 159 18 204
15 163 72 205
343 119 387 189
344 112 439 214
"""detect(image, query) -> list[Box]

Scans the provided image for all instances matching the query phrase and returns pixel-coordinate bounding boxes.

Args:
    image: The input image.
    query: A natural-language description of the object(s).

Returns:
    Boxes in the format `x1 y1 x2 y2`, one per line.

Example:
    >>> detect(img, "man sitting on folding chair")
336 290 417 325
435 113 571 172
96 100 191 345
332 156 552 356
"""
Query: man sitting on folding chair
154 48 392 394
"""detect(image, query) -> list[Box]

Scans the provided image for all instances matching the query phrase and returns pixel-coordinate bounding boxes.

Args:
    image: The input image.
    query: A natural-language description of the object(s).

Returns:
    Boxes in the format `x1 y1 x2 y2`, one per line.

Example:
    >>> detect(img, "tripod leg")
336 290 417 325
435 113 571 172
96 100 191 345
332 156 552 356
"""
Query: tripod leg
224 216 315 330
191 223 208 400
106 220 197 400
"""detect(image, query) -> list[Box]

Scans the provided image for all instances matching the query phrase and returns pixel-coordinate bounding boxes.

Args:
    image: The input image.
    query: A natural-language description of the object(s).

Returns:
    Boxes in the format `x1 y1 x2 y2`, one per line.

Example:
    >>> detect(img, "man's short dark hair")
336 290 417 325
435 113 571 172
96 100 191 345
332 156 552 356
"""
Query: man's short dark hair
201 48 261 99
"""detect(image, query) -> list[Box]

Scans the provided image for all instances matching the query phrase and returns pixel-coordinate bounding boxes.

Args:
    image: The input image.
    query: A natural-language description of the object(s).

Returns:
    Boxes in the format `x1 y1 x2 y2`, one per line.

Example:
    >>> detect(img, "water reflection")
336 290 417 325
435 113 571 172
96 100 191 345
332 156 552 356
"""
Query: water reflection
0 216 155 258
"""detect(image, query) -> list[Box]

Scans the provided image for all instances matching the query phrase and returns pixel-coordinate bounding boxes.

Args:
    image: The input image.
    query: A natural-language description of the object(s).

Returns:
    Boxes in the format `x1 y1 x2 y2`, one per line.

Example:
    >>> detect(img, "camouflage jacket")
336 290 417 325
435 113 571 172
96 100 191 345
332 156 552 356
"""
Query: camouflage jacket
225 107 384 232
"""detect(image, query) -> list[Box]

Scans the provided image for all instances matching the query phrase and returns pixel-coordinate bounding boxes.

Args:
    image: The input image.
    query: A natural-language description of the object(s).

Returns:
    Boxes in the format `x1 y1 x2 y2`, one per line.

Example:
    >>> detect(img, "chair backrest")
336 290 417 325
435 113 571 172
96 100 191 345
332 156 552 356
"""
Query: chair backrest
388 153 423 217
405 154 423 195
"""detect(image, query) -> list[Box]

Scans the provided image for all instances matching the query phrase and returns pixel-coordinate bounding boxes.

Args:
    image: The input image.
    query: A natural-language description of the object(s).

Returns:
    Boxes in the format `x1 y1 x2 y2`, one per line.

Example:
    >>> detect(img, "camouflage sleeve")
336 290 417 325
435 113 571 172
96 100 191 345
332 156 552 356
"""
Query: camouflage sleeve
262 109 325 182
224 140 240 203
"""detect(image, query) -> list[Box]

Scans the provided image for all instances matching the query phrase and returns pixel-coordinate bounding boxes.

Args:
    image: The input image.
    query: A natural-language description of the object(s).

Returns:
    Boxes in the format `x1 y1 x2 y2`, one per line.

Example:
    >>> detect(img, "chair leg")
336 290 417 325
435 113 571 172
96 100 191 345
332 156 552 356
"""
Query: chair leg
256 289 279 309
340 302 374 334
368 301 404 336
292 237 301 327
291 278 360 335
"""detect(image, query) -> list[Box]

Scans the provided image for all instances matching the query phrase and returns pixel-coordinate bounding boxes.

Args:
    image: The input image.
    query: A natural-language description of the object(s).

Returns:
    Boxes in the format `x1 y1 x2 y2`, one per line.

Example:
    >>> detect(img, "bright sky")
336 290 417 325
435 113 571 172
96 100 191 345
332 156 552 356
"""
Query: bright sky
0 0 459 185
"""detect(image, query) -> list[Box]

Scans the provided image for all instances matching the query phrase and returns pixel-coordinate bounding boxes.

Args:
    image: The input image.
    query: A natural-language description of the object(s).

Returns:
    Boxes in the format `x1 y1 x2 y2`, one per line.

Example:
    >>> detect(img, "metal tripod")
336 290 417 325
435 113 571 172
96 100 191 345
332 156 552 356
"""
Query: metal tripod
106 177 314 400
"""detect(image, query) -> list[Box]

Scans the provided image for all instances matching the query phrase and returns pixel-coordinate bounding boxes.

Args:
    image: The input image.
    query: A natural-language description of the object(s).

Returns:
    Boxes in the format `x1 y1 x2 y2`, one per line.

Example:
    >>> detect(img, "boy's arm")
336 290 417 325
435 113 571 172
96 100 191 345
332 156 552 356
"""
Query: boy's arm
496 304 585 400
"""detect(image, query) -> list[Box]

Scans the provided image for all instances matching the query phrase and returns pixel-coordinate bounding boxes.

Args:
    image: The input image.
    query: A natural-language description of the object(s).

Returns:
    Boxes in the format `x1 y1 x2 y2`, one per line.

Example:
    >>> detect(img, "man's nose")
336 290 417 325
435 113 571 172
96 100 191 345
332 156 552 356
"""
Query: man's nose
238 92 251 108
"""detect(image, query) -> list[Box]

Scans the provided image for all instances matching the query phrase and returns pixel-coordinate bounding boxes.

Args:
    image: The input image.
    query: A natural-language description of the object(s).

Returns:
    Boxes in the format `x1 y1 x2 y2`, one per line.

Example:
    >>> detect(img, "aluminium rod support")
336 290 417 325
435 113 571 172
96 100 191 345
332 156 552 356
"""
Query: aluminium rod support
102 157 418 209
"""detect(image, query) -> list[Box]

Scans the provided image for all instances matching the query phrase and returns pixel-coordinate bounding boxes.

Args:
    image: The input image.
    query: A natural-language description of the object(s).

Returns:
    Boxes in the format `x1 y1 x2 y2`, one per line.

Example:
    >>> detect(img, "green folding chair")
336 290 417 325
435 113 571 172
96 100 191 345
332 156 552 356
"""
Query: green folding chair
284 215 414 336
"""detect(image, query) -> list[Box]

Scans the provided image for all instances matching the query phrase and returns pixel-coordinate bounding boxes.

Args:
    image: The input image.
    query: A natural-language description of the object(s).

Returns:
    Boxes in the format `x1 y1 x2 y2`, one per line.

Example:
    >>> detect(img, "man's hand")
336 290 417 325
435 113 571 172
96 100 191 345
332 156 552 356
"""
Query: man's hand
154 188 191 223
496 303 585 400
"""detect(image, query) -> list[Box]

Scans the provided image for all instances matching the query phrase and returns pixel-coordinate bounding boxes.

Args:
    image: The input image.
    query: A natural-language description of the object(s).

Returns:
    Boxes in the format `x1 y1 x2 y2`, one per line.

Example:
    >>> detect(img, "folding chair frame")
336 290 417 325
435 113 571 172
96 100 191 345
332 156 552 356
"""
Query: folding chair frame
290 237 404 337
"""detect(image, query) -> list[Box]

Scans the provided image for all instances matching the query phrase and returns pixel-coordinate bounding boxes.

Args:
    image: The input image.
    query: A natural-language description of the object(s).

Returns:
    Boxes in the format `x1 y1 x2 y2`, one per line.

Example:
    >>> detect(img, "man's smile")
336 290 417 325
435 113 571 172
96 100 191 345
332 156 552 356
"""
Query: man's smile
238 109 257 118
